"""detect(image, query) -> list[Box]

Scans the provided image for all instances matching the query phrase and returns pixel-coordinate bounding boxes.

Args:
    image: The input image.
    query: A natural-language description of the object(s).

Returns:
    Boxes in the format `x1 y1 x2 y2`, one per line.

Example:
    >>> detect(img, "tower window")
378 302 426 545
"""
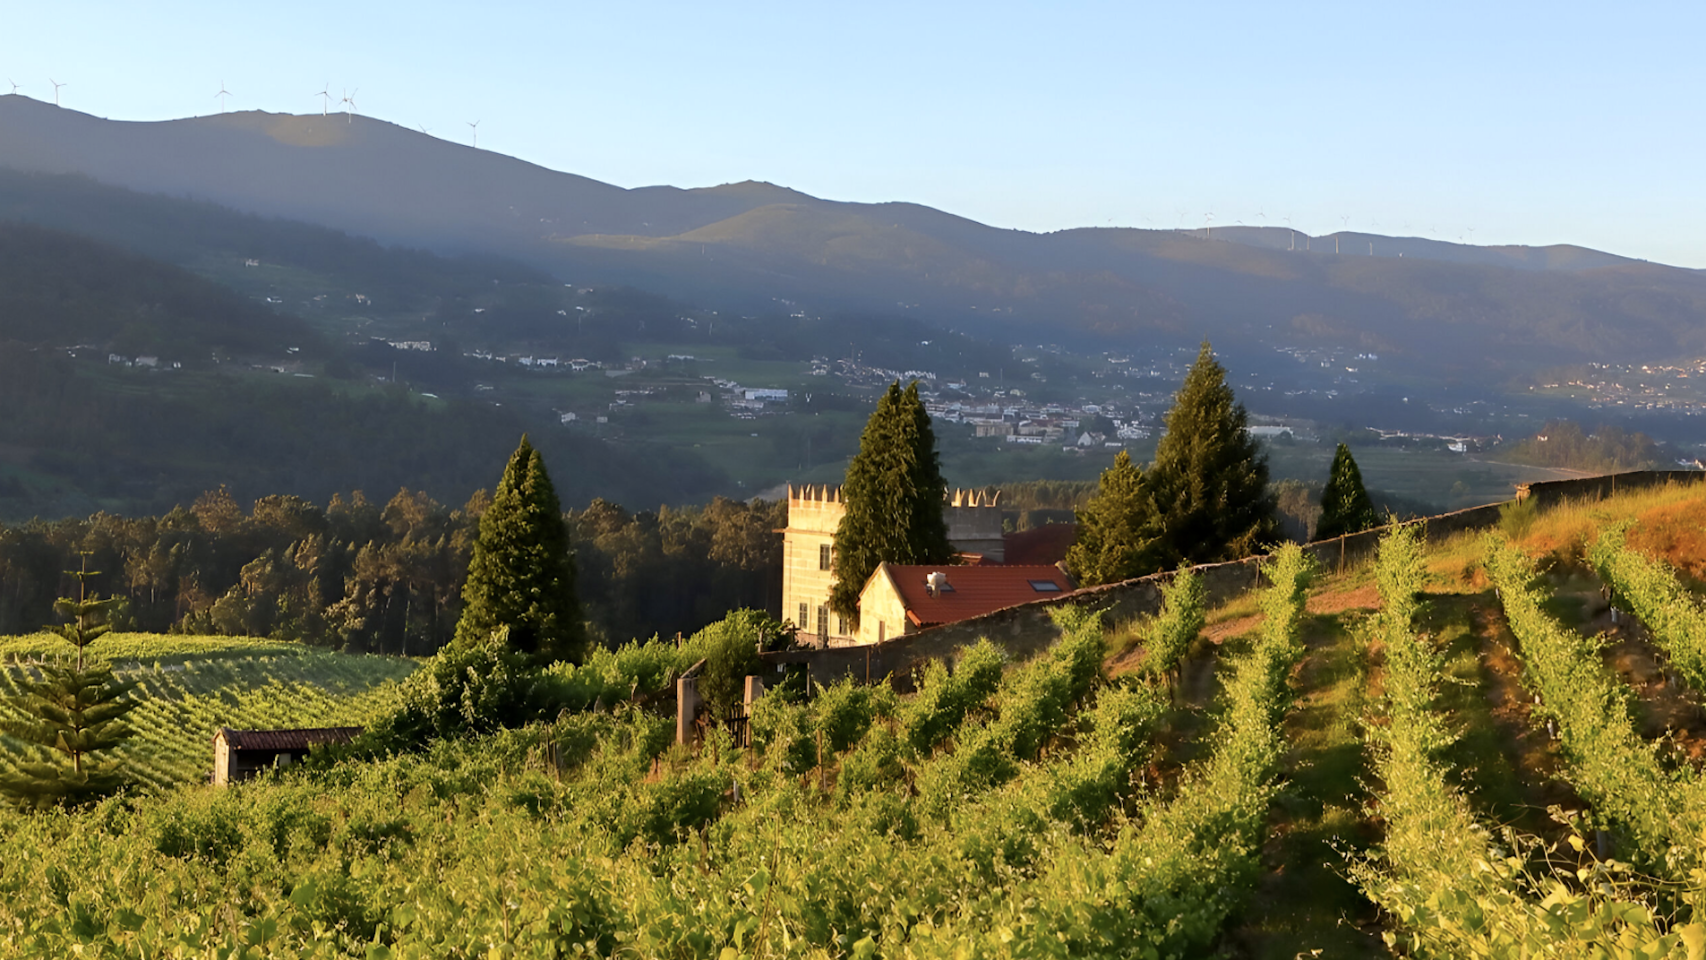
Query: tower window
819 543 832 570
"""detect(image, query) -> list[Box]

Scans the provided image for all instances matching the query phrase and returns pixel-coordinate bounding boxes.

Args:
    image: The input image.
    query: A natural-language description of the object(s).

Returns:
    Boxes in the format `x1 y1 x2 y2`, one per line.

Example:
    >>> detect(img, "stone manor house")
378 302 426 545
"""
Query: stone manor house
780 485 1075 647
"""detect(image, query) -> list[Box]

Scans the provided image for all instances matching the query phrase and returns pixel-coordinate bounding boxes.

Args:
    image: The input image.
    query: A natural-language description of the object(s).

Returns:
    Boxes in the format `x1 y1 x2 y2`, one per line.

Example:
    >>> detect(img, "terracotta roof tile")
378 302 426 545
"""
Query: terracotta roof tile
1002 524 1079 566
880 564 1075 628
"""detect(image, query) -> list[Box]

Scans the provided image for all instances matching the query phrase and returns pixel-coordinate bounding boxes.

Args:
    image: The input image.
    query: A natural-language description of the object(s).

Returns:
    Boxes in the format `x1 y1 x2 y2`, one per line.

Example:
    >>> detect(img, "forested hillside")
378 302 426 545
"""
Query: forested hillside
0 220 318 358
0 489 780 651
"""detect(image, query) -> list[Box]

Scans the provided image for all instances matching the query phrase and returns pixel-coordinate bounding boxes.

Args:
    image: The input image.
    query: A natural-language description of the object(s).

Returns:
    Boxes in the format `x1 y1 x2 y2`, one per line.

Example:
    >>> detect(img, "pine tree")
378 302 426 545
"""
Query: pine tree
829 382 954 624
0 558 137 810
1315 443 1381 540
1065 451 1164 586
1144 342 1278 567
452 436 585 663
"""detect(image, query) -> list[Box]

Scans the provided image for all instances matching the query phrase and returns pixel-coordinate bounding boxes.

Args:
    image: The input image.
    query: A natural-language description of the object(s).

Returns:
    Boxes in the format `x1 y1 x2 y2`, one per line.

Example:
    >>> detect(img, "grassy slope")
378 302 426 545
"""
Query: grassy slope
0 634 416 789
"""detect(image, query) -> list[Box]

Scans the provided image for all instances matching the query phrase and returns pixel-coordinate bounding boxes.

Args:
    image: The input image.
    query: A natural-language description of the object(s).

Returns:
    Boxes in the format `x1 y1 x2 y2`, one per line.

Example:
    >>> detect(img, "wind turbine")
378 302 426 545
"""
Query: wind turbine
315 83 331 115
215 80 231 112
467 120 479 148
341 88 358 123
49 78 65 106
6 78 19 95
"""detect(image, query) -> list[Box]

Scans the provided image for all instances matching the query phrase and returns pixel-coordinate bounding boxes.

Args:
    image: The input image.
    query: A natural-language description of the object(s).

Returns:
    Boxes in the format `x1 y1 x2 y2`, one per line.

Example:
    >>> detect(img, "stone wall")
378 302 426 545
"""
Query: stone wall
758 469 1705 685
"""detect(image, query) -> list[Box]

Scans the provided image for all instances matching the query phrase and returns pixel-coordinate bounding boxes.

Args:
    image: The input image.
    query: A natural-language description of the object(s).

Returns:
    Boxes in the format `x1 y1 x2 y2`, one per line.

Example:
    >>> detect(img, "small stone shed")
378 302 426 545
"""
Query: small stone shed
212 727 362 785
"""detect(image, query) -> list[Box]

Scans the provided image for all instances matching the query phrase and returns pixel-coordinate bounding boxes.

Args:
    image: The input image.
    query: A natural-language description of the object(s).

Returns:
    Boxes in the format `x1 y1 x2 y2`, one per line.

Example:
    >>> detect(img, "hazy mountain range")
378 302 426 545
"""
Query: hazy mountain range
3 94 1706 376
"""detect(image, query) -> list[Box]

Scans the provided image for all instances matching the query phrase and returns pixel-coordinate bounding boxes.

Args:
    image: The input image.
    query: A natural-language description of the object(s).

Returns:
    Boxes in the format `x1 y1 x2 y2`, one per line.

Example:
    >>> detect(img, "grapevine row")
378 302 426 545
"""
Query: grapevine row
1485 534 1706 876
0 651 414 786
1356 524 1699 955
968 543 1316 957
1590 527 1706 693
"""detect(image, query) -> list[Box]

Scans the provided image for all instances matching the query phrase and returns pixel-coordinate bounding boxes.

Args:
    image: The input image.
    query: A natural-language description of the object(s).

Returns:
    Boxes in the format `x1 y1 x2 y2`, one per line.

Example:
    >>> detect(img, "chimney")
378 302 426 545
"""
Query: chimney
927 571 948 597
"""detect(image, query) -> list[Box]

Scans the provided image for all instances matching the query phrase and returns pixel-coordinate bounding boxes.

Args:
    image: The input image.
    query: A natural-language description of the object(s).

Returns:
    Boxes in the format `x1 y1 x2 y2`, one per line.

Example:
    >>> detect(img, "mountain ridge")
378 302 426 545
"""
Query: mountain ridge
4 95 1705 374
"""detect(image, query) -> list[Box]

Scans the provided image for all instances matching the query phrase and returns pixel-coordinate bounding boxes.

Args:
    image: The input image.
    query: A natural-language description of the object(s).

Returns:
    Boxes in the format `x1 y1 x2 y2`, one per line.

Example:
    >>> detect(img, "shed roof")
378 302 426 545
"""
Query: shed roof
214 727 363 751
876 564 1075 628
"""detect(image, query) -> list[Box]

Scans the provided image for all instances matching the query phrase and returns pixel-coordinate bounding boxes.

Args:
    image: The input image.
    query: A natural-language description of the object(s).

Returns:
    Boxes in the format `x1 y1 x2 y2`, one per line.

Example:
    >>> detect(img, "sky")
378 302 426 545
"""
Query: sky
4 0 1704 267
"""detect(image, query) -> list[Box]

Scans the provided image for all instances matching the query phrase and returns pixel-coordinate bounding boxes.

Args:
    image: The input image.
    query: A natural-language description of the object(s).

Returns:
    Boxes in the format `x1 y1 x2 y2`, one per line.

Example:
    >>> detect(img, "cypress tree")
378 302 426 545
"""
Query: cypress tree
0 559 137 810
1315 443 1381 540
1144 342 1278 567
829 381 953 624
1065 450 1164 586
452 436 585 663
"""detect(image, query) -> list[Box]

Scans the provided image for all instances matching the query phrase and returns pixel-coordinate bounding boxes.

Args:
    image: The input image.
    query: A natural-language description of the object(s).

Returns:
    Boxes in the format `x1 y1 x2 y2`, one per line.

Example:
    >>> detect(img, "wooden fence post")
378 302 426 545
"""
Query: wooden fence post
676 676 701 746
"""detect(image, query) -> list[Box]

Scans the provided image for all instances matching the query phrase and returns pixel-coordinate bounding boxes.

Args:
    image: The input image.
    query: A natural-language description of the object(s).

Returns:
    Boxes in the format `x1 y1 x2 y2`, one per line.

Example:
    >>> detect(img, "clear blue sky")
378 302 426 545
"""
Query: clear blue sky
5 1 1704 267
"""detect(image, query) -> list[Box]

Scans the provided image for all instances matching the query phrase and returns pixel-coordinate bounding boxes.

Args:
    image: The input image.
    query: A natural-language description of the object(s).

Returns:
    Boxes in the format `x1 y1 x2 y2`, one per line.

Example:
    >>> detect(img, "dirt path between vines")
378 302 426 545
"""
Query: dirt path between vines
1225 610 1387 960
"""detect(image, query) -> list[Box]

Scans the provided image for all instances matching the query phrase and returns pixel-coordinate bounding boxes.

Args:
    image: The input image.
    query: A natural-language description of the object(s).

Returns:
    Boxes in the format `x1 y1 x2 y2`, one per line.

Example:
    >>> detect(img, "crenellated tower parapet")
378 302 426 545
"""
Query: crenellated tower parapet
944 488 1005 562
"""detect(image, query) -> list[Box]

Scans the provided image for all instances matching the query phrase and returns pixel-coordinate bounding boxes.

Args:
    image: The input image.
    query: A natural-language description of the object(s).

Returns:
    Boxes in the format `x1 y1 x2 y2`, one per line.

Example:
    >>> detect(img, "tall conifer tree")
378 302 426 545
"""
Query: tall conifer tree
1144 342 1278 568
829 382 953 624
1065 450 1163 586
1315 443 1381 539
452 436 584 663
0 558 137 810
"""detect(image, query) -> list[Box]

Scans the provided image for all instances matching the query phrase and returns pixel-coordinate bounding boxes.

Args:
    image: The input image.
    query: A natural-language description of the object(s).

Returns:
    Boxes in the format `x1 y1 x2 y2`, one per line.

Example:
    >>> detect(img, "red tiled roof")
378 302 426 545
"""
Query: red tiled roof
878 564 1075 628
214 727 362 751
1002 524 1079 566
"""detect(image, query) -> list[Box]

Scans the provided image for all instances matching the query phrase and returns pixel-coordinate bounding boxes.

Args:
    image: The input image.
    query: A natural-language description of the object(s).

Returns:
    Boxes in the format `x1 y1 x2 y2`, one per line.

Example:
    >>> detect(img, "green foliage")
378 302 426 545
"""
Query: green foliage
382 628 540 744
566 496 784 649
1485 535 1706 876
0 219 322 359
1353 524 1703 956
915 609 1107 813
1144 342 1279 568
1315 443 1381 540
0 491 781 658
0 661 137 810
898 639 1005 756
1 641 412 788
982 541 1312 957
1591 526 1706 694
1501 419 1664 472
1498 495 1539 538
1064 449 1160 585
0 562 1333 958
1067 343 1277 585
684 608 788 715
0 570 139 809
532 636 700 714
1038 682 1168 831
1138 564 1206 691
829 381 954 623
453 436 584 663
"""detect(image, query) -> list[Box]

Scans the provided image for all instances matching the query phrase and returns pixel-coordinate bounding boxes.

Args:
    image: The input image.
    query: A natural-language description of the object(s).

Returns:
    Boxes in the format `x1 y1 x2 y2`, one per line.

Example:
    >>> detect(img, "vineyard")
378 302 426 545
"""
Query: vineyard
0 635 416 788
3 480 1706 956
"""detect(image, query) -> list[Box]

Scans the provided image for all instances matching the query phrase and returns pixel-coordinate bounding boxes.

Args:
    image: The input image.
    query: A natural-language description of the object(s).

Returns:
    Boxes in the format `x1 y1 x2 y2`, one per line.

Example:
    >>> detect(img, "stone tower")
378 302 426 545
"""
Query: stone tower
780 484 1004 646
